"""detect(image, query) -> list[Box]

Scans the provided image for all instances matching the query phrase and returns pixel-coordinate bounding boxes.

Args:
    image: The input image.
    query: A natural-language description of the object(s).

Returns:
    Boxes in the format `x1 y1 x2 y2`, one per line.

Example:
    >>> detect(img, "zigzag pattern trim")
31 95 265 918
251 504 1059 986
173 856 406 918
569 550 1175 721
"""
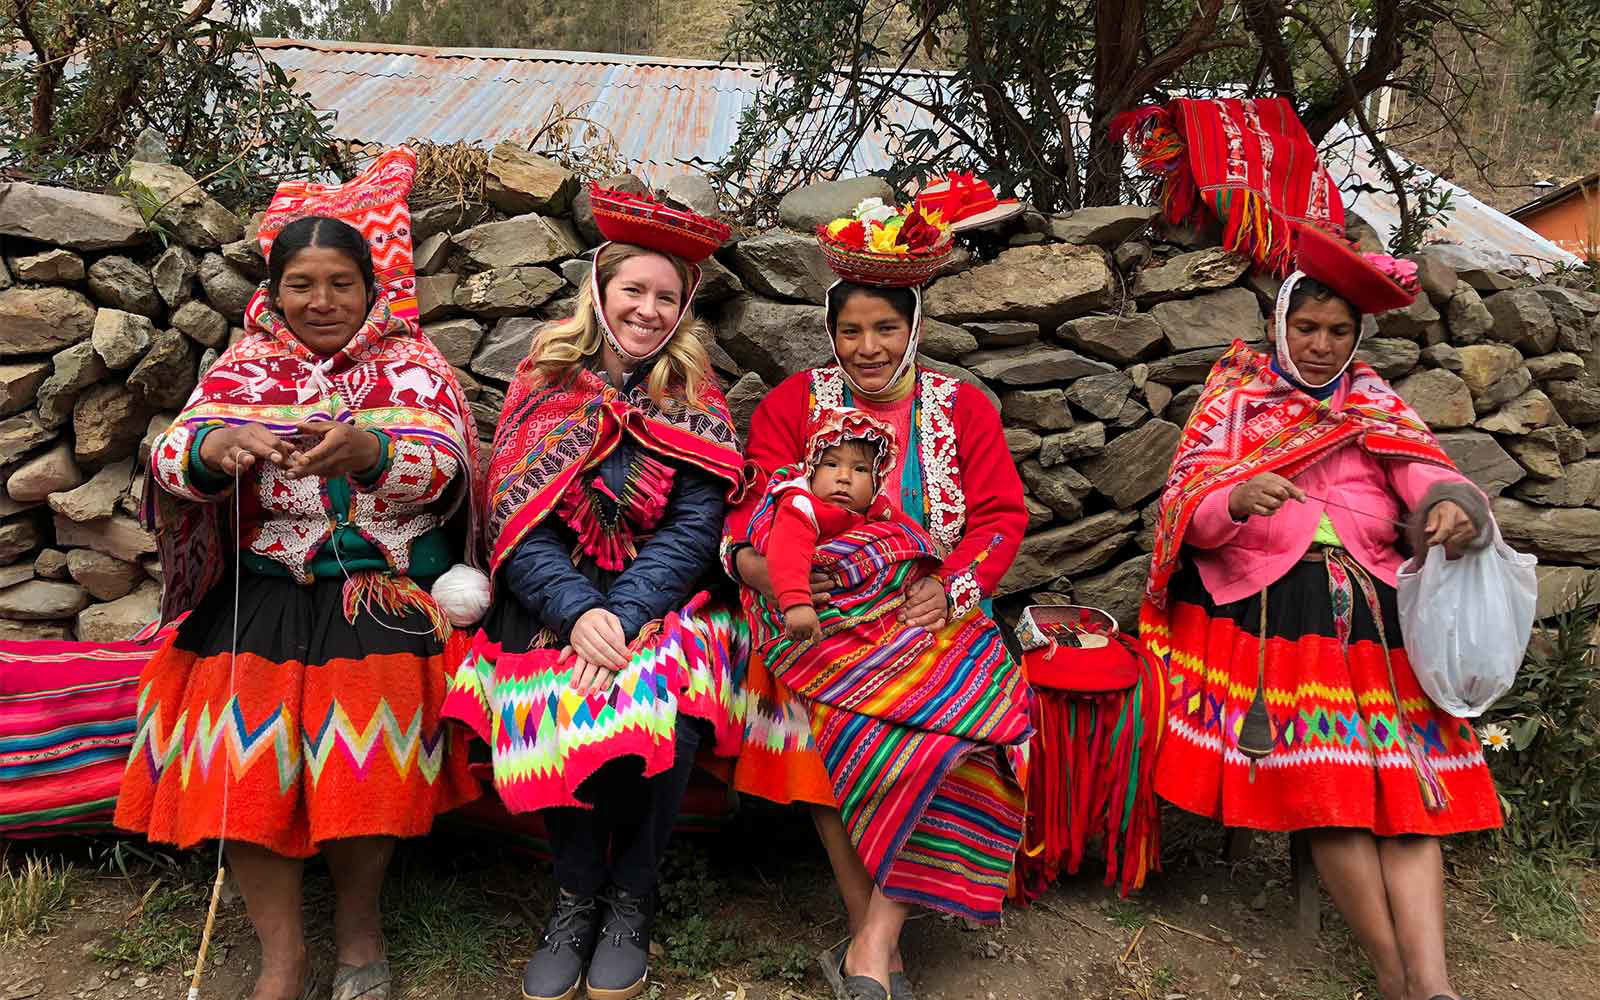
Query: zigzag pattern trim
1167 714 1487 772
129 685 448 793
1167 652 1435 713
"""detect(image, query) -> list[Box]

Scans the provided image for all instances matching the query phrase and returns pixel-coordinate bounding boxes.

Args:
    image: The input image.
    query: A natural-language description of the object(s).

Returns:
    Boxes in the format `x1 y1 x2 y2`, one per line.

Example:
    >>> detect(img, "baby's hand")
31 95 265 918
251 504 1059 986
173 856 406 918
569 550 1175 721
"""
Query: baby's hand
785 605 821 642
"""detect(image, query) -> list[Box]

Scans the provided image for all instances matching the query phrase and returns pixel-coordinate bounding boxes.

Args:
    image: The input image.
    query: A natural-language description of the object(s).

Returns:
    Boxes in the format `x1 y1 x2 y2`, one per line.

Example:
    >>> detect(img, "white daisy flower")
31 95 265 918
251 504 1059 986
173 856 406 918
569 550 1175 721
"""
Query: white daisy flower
1480 722 1513 753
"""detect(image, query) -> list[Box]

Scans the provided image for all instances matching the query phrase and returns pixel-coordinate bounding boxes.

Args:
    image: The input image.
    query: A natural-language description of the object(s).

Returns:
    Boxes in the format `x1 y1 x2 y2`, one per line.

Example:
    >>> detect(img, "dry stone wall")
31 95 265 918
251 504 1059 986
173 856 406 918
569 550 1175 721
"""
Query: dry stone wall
2 150 1599 642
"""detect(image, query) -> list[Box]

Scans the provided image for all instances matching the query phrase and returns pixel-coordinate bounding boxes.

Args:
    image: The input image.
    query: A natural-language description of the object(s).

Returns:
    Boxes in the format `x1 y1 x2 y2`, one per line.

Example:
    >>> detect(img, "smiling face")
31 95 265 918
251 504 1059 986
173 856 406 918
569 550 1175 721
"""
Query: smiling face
809 440 877 513
832 291 913 394
600 251 686 360
274 246 372 356
1282 294 1360 386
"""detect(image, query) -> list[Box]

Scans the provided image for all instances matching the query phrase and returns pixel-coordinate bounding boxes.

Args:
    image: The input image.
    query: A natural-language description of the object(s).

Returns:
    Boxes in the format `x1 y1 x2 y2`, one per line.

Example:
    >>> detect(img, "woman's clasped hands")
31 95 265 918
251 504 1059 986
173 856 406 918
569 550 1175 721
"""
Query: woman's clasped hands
562 607 631 693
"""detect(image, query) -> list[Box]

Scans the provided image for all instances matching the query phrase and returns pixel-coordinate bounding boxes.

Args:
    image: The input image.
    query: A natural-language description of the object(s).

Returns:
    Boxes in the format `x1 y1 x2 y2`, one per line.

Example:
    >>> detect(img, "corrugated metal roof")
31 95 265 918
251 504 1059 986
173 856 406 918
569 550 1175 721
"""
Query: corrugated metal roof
258 39 1584 269
256 37 950 183
1319 122 1584 275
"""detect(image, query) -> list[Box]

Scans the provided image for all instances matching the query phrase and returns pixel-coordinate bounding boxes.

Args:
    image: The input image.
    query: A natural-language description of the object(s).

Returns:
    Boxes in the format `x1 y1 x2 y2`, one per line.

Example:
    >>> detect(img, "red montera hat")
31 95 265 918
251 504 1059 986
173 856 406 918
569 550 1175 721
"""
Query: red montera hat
589 183 731 263
1293 224 1419 315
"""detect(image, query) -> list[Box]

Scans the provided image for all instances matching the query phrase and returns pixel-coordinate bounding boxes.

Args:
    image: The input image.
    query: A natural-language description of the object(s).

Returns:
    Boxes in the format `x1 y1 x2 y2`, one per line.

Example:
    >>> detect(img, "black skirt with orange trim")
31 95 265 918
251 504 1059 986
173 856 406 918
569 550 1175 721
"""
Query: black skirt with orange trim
115 574 479 858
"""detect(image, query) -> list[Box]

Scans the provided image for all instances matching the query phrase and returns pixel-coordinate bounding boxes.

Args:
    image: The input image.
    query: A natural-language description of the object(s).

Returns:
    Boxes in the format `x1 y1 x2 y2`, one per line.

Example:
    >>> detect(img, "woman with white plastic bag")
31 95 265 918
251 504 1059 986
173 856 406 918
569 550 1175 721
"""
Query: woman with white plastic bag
1398 525 1537 718
1143 224 1506 1000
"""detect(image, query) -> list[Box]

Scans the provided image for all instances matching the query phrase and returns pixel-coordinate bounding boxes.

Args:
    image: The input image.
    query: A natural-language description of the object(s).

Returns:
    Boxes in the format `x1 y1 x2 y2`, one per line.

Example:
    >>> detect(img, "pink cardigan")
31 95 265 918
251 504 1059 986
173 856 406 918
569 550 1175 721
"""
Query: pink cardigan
1184 383 1484 605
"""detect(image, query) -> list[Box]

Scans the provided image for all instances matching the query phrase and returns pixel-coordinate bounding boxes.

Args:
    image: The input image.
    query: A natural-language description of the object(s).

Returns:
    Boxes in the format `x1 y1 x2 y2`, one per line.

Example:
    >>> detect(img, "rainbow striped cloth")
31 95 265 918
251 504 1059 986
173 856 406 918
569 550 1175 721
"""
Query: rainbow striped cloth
753 519 1034 921
0 630 167 835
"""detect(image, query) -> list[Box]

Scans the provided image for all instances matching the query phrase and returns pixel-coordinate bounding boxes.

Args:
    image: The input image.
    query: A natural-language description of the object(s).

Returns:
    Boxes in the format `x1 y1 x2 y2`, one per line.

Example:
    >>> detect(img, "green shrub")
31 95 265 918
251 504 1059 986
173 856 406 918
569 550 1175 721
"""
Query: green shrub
1483 597 1600 858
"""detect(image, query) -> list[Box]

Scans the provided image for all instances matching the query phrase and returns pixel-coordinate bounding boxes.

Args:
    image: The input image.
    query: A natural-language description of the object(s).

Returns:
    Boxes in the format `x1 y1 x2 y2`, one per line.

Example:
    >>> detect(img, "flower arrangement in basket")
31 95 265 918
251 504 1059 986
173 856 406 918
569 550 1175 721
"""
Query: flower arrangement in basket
815 197 954 287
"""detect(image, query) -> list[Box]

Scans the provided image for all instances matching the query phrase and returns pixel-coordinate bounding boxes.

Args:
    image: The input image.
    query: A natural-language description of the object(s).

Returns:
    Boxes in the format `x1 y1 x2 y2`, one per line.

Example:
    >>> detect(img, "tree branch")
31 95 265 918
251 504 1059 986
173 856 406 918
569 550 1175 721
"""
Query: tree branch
1286 8 1413 245
1242 0 1295 99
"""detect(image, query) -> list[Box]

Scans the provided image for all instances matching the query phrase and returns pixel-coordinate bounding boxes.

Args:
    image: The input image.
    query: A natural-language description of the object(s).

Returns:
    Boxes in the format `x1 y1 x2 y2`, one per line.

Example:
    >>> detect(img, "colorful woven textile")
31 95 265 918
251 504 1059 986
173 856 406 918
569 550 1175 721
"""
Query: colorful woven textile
1144 340 1454 615
1148 559 1500 835
116 575 479 857
744 475 1032 921
248 147 421 329
444 354 749 813
1012 634 1166 899
1113 97 1345 274
0 634 168 835
442 592 749 813
143 296 480 624
485 357 745 575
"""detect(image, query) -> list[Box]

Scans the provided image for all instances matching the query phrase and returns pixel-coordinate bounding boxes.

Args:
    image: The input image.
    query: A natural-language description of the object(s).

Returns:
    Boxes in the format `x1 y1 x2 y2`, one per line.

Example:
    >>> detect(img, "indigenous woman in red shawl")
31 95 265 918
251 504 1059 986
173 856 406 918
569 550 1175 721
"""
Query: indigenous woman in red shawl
1143 226 1501 1000
117 152 482 1000
441 188 746 1000
722 187 1030 1000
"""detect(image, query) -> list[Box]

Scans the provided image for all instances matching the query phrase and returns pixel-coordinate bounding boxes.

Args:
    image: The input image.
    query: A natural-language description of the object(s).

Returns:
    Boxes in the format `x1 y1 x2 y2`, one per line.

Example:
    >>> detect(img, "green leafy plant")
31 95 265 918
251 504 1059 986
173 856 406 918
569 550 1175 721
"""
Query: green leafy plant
1484 593 1600 858
750 938 813 984
656 847 740 976
0 0 344 209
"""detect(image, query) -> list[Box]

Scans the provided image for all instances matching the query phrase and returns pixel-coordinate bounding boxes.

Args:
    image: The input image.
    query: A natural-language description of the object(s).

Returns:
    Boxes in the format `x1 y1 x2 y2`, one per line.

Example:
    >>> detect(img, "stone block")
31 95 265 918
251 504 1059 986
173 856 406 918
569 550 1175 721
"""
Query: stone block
1150 288 1262 351
924 243 1113 324
1082 420 1182 507
0 287 97 357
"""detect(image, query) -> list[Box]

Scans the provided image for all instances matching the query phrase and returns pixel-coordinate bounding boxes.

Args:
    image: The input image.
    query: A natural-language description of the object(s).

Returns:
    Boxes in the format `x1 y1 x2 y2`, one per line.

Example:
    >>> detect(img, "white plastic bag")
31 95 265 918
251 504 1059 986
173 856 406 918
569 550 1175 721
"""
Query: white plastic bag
1396 526 1538 718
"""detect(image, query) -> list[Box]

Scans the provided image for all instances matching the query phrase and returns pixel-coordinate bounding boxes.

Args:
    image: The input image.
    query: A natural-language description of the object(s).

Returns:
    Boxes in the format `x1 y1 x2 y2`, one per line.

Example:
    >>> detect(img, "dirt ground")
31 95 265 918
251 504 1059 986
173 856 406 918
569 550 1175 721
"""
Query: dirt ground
3 800 1595 1000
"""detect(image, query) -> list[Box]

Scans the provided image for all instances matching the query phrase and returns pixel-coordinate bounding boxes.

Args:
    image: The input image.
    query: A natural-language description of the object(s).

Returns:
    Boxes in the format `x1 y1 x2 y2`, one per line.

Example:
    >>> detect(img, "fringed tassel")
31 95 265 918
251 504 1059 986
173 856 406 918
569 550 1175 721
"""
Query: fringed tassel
1111 104 1198 230
1011 642 1165 901
342 571 452 641
1217 189 1296 276
1404 730 1451 812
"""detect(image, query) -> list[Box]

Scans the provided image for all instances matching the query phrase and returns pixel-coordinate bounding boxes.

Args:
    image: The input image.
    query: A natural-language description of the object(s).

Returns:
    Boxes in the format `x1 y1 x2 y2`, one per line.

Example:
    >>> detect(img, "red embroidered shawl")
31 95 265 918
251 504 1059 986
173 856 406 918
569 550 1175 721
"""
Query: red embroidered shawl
485 357 745 575
1145 341 1455 610
1115 97 1345 275
144 298 481 621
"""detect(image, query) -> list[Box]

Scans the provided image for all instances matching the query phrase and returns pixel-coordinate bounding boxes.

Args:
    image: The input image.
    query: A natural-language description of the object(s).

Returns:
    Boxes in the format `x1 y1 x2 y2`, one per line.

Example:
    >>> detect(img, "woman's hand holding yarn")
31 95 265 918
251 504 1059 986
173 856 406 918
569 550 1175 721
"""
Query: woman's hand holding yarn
1228 473 1306 520
199 423 299 476
284 420 383 480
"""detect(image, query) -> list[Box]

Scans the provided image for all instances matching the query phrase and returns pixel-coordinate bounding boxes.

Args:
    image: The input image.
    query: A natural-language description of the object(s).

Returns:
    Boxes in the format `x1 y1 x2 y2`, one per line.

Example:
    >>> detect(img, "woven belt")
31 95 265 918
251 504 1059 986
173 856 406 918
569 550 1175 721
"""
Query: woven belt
1300 546 1328 563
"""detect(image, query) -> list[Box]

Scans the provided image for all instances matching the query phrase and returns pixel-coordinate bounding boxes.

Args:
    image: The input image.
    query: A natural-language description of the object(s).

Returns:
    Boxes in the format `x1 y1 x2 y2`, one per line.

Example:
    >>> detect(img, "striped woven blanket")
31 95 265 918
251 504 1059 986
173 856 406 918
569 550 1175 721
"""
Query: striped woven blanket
750 517 1033 921
0 632 167 835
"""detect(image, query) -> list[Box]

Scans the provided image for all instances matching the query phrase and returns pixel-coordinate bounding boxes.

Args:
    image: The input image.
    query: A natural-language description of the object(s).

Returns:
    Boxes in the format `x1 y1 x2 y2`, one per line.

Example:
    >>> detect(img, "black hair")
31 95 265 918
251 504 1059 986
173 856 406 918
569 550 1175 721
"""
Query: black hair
267 215 377 306
1286 276 1361 326
826 282 917 332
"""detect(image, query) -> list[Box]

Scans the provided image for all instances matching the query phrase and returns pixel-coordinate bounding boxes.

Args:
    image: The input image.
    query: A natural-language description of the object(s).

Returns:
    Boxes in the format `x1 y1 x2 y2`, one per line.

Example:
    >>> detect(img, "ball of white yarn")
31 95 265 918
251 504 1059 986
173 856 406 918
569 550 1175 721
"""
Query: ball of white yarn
432 564 491 627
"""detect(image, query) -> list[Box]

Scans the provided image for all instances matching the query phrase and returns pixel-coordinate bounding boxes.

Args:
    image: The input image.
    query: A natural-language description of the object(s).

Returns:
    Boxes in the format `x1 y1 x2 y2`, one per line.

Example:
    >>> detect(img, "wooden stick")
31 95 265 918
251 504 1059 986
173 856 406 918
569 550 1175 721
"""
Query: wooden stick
186 867 227 1000
1035 899 1111 938
1152 916 1233 949
1119 924 1145 964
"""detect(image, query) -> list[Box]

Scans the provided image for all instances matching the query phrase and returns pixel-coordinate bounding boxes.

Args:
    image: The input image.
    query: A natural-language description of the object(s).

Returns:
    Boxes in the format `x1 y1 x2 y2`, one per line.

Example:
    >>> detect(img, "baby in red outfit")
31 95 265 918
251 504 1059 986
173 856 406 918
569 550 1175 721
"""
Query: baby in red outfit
764 409 909 641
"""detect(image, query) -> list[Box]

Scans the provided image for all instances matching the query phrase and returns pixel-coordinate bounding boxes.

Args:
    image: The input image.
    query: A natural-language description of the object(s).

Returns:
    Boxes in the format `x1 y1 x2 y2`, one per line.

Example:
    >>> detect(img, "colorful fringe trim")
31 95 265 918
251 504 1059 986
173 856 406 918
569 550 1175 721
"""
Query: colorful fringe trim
1012 637 1166 899
342 571 451 641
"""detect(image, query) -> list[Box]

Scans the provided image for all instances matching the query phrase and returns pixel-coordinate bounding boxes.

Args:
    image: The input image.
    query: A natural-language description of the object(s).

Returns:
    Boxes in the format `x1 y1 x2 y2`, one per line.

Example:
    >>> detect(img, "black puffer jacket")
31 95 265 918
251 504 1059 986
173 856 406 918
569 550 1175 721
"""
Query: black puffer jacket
503 432 726 645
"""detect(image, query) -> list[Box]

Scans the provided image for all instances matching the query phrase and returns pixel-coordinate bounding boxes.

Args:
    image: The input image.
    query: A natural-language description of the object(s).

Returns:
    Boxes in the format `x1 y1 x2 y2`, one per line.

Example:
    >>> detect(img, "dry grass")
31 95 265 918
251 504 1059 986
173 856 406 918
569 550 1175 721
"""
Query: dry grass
0 855 77 941
410 141 489 207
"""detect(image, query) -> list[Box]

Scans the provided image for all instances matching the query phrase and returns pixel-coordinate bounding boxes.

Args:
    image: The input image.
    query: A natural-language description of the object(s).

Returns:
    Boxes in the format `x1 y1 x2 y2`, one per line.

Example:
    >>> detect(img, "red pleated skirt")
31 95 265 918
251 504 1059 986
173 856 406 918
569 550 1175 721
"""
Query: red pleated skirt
1150 558 1501 836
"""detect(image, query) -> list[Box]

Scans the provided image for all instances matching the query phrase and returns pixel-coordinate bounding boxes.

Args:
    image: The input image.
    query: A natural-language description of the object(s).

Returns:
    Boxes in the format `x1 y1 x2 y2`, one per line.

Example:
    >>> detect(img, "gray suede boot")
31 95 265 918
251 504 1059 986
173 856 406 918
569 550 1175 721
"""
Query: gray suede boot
585 887 653 1000
522 891 599 1000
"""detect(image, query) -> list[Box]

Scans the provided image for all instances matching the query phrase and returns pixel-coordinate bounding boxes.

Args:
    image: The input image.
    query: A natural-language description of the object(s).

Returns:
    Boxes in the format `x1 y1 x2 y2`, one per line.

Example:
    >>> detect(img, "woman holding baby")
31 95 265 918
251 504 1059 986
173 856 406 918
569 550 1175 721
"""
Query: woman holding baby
722 190 1032 1000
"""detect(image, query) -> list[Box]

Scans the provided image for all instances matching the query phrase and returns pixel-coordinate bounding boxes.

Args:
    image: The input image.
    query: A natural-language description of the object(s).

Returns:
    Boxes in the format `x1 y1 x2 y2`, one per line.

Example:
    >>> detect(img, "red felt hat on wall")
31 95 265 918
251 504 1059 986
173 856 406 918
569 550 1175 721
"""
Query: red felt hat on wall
1292 224 1419 315
589 183 731 262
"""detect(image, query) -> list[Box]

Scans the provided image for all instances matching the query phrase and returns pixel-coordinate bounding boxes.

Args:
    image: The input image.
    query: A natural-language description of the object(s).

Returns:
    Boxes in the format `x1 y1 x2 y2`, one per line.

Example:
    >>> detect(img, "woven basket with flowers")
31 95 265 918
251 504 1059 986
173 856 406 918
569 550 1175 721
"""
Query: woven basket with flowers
815 197 954 287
